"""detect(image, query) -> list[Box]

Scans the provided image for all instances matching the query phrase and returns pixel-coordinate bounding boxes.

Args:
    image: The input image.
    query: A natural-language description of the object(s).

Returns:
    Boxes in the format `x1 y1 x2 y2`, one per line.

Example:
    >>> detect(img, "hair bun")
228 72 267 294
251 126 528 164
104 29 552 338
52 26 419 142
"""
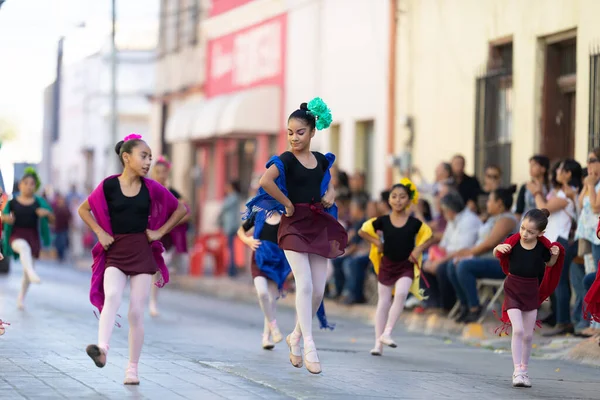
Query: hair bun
115 140 124 155
299 102 308 111
541 208 550 218
508 184 517 194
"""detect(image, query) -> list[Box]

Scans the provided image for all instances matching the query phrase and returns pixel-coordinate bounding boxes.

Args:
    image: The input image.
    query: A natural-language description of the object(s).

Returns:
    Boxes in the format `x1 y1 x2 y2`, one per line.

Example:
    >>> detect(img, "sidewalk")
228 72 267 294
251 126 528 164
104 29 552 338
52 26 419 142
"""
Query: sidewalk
73 257 600 367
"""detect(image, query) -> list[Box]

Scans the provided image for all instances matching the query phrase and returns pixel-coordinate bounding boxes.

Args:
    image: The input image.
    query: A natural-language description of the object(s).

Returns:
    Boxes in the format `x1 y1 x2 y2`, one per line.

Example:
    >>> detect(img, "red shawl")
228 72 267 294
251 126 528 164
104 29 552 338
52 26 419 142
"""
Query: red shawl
494 233 565 334
583 221 600 322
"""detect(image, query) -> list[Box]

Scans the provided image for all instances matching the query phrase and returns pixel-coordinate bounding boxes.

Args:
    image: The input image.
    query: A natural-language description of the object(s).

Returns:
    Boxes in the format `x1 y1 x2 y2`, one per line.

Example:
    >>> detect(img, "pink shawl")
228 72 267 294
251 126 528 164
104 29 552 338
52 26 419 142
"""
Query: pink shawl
88 175 180 313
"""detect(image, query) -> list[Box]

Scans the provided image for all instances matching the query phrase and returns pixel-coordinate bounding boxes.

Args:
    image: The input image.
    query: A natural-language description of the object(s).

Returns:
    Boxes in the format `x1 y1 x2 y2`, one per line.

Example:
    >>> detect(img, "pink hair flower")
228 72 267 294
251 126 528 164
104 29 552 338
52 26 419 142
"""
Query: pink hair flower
123 133 142 142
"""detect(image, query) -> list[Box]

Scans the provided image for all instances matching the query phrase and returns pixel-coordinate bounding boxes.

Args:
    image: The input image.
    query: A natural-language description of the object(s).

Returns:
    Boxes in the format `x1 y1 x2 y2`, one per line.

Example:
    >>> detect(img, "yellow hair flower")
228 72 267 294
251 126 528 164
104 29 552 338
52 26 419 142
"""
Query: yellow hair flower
399 177 419 205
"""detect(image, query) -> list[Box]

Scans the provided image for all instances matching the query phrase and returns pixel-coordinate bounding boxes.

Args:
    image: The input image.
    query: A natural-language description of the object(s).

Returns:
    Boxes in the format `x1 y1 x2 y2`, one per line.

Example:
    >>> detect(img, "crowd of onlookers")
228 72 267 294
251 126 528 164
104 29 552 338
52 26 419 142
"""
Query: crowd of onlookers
328 151 600 338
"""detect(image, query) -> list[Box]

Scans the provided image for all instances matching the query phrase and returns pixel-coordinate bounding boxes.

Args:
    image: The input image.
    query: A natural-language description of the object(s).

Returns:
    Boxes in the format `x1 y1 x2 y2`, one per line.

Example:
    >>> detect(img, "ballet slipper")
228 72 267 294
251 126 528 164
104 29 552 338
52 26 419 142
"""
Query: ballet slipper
123 363 140 385
86 344 107 368
286 333 303 368
303 341 322 374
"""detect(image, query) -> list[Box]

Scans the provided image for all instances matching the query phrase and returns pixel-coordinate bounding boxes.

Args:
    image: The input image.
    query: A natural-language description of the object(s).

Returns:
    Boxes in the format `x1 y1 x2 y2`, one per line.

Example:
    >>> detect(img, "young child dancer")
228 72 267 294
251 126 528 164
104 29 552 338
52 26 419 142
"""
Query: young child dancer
237 210 290 349
358 180 432 356
148 156 190 317
246 98 347 374
493 208 564 388
79 134 187 385
1 167 55 310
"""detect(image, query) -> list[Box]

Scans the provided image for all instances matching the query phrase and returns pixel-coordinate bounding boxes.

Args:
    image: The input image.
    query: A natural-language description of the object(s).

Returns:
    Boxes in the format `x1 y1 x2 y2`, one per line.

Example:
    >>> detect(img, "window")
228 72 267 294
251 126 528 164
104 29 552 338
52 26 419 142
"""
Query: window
354 120 374 193
589 50 600 151
159 0 200 55
182 0 200 45
474 42 513 186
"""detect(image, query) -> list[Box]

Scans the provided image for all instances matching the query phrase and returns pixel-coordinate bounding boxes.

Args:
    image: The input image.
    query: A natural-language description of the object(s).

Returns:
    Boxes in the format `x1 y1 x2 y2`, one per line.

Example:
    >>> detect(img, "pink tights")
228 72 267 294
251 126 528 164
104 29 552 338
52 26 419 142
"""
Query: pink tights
374 277 413 349
98 267 152 365
507 308 537 372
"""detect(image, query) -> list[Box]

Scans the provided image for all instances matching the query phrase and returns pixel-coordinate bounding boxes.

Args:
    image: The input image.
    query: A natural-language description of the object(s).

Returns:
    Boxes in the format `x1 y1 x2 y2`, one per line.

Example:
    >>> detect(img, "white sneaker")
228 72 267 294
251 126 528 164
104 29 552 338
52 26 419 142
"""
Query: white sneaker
521 373 532 388
404 296 421 309
512 373 525 387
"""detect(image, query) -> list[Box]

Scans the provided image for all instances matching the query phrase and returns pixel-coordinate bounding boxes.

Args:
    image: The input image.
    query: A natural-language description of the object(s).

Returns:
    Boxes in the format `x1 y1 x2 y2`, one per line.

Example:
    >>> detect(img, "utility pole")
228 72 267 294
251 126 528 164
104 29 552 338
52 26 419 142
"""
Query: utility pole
109 0 119 174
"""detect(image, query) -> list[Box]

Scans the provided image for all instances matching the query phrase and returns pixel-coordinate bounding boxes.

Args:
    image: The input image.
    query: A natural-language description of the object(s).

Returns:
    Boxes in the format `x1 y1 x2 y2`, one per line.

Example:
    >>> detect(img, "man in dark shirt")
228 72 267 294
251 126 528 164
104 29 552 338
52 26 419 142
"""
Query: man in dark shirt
451 154 482 214
52 194 72 262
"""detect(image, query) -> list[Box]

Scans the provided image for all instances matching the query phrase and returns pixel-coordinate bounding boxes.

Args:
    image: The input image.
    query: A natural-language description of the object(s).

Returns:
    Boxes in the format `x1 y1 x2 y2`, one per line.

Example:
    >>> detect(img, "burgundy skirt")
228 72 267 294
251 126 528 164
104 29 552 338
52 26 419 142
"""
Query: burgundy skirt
105 233 157 276
278 204 348 259
250 254 270 281
378 256 414 286
10 227 41 259
504 274 539 312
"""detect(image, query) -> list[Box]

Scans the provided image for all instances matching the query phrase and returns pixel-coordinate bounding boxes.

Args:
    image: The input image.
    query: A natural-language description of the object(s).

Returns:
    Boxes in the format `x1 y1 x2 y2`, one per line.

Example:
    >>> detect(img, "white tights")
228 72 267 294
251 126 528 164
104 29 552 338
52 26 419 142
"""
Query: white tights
11 239 39 308
284 250 328 361
507 308 537 373
374 277 413 349
98 267 152 366
254 276 279 335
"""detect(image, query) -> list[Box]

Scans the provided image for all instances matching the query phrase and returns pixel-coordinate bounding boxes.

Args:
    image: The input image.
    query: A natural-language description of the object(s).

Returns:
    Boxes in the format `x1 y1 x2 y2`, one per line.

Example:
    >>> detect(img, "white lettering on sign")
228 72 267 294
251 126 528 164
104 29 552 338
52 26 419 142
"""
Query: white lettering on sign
233 21 281 86
211 44 233 80
209 19 282 89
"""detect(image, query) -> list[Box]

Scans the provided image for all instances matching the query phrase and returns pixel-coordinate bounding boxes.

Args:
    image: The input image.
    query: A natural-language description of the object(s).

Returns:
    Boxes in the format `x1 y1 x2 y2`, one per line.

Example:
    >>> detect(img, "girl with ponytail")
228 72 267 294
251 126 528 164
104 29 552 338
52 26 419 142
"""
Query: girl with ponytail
1 167 54 309
78 134 188 384
244 98 347 374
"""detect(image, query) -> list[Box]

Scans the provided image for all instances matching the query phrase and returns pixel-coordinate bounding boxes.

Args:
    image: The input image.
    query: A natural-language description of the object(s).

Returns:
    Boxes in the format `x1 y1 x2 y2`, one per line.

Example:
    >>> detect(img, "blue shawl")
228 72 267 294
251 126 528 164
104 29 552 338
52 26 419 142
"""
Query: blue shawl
243 152 337 330
252 210 291 291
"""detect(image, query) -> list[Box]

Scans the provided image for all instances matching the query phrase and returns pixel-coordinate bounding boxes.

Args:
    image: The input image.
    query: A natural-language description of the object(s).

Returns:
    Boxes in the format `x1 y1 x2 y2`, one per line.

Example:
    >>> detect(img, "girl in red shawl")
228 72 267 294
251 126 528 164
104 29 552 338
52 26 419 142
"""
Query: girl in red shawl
78 135 187 385
148 156 190 317
493 208 560 388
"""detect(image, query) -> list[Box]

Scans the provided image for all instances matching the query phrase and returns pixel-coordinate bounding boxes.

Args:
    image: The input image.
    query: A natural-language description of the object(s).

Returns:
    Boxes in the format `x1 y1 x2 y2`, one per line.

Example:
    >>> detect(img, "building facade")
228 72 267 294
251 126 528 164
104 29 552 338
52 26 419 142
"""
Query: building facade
395 0 600 185
154 0 391 234
50 44 156 195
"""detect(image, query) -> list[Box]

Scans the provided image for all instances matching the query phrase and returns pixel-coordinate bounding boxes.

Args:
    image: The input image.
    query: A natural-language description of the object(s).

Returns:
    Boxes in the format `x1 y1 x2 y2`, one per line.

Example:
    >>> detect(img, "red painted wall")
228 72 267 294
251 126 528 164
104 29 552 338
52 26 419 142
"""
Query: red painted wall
209 0 254 17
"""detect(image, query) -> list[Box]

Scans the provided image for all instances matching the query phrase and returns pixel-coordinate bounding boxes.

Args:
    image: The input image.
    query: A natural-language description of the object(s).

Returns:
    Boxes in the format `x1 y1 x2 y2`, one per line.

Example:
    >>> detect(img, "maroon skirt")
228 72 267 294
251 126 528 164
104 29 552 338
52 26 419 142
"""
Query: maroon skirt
250 254 270 281
378 256 414 286
105 233 157 276
10 227 41 259
278 204 348 259
504 274 539 312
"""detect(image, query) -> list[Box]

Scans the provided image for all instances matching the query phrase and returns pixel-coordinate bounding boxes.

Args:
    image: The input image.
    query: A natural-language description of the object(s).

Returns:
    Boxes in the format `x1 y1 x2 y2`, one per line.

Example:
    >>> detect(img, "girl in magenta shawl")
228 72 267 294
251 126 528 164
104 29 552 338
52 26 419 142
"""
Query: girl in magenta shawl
148 155 191 317
78 135 187 385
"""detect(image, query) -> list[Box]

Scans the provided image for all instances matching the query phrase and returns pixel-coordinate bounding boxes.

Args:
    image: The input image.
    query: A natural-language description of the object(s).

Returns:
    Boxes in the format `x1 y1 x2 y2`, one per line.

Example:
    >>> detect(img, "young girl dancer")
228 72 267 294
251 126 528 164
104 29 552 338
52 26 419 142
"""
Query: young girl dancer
79 134 187 385
148 156 190 317
237 210 290 349
359 180 432 356
1 168 55 310
494 208 564 388
247 98 347 374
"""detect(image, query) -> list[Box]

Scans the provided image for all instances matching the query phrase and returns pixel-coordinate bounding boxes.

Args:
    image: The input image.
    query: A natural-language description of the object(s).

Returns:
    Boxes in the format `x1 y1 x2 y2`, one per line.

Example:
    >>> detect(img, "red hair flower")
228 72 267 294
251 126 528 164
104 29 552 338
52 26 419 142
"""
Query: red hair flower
123 133 142 142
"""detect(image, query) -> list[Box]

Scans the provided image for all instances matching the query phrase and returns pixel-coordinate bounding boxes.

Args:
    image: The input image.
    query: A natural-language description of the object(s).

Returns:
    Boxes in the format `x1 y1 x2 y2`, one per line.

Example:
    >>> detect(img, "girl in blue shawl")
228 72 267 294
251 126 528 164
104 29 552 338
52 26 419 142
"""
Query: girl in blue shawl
244 98 348 375
237 210 290 350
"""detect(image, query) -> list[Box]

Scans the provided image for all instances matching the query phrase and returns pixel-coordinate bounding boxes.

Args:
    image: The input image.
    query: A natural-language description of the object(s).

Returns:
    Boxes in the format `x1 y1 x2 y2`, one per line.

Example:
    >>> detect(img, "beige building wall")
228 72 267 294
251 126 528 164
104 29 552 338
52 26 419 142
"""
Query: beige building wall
396 0 600 184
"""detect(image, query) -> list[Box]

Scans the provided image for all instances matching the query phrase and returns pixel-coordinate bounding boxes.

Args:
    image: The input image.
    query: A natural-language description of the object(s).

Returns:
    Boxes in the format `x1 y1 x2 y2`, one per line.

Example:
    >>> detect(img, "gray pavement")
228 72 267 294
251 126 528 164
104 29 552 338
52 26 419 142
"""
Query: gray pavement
0 259 599 399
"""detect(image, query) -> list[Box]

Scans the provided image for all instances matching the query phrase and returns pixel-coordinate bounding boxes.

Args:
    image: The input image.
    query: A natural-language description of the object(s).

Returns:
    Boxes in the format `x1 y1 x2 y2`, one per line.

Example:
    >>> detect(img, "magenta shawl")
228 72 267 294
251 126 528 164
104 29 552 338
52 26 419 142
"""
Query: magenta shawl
88 175 180 313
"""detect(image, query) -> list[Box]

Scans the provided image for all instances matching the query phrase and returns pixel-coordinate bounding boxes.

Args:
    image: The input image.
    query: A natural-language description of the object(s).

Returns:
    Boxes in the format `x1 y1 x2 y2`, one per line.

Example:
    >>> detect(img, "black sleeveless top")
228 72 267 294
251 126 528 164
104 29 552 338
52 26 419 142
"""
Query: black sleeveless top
279 151 328 204
242 214 279 244
9 198 39 229
103 177 150 234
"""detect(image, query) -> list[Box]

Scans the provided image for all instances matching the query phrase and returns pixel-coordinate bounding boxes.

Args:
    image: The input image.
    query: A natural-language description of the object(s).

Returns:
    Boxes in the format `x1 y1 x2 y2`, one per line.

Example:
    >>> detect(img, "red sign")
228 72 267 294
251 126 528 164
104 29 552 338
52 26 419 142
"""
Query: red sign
206 14 286 97
209 0 254 17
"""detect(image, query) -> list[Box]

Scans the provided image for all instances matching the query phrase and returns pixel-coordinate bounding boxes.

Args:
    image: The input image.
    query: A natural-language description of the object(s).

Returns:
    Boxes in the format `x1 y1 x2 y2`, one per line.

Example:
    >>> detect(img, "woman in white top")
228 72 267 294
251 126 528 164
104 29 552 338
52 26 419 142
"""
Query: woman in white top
529 159 582 335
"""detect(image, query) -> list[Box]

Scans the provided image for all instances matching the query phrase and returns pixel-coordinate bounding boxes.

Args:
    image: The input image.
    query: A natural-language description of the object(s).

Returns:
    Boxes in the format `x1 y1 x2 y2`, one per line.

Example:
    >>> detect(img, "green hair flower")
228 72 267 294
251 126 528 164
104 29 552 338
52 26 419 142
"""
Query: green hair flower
307 97 333 130
23 166 41 191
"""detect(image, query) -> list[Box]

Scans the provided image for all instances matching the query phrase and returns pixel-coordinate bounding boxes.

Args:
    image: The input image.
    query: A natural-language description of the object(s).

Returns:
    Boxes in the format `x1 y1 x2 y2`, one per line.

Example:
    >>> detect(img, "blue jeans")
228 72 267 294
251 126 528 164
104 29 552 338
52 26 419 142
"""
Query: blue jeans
424 260 457 311
332 256 348 297
54 231 69 261
555 237 578 324
571 262 589 330
342 254 370 302
584 272 600 328
447 257 505 308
